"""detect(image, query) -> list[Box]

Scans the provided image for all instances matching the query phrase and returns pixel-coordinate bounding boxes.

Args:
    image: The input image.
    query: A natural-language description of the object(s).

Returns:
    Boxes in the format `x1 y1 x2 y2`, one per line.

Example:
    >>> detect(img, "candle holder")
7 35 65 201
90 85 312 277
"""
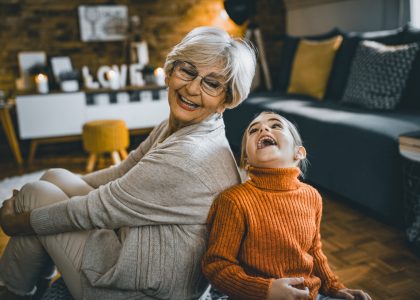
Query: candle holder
154 67 166 86
35 74 49 94
107 70 120 90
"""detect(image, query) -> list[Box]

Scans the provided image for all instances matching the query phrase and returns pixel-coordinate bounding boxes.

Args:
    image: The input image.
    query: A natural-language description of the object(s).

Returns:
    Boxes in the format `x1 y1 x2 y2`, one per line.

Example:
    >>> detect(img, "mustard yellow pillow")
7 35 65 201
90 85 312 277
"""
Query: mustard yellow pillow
287 36 343 100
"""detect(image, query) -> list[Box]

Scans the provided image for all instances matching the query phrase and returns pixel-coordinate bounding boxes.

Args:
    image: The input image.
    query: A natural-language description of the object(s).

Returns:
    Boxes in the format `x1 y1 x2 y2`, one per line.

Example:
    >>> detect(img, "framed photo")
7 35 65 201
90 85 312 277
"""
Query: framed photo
78 5 128 42
17 51 47 89
50 56 73 82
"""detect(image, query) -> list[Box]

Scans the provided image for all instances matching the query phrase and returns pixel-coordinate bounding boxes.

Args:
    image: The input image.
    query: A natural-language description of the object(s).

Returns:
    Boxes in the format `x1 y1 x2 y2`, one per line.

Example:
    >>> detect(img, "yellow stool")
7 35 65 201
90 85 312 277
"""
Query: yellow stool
82 119 129 172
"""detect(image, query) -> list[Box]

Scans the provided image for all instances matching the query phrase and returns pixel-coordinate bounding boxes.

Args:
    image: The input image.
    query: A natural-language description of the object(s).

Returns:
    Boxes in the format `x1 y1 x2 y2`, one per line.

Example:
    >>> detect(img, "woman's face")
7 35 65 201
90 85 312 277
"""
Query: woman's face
166 61 227 130
245 113 298 169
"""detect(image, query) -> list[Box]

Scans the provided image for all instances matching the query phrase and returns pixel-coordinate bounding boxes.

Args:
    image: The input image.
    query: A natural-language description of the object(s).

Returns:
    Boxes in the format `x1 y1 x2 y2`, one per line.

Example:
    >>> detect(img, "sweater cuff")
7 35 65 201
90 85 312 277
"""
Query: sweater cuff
30 201 72 235
242 278 271 300
265 279 274 300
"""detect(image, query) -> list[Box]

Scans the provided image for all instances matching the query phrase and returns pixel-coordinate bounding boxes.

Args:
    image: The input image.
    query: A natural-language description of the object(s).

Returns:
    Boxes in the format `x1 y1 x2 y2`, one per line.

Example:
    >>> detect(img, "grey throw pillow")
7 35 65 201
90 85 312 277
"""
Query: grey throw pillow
341 40 419 110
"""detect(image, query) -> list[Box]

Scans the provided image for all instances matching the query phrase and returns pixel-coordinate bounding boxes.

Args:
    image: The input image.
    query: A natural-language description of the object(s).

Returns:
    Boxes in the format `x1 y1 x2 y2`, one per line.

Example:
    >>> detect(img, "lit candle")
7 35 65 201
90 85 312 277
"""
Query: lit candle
154 67 166 86
35 74 49 94
107 70 120 90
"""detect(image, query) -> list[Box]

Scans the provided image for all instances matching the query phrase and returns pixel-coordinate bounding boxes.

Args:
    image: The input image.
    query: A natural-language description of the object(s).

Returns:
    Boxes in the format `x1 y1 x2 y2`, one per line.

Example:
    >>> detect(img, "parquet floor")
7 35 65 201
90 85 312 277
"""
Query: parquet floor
0 142 419 299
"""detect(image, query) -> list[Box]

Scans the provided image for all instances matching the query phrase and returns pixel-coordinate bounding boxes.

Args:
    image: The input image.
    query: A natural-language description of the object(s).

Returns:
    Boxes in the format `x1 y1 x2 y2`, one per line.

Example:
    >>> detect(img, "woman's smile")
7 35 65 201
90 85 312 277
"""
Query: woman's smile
176 93 200 111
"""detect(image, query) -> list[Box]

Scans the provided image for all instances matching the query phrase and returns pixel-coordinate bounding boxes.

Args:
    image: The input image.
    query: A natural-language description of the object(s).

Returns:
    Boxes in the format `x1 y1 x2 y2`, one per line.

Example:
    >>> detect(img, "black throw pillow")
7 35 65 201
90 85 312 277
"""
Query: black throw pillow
278 28 341 92
325 27 404 101
341 40 419 110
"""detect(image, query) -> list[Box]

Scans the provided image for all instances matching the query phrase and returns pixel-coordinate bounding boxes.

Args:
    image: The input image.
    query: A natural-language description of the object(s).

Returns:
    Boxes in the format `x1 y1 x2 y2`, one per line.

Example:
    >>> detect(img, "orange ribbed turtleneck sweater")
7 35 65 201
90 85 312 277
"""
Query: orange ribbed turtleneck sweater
202 167 344 300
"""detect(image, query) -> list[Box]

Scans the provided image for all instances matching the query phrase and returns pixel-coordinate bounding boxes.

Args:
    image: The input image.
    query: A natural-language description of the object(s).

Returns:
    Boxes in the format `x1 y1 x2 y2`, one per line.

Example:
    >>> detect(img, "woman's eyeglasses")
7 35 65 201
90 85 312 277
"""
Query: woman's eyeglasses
172 61 227 97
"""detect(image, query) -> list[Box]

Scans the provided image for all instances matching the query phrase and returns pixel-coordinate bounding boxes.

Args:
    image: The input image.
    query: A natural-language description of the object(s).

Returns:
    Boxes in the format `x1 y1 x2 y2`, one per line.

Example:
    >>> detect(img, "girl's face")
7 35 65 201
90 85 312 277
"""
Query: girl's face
245 113 305 169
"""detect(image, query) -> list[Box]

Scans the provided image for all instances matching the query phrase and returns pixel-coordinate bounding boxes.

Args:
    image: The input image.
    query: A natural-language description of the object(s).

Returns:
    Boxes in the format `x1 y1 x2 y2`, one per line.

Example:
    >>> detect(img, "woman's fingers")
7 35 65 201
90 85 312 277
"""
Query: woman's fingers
1 198 15 214
0 198 16 235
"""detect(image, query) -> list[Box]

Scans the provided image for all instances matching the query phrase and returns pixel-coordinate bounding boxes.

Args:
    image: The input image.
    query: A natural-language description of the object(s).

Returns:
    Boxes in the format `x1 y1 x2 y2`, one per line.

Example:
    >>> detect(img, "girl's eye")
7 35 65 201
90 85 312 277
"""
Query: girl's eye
272 123 282 129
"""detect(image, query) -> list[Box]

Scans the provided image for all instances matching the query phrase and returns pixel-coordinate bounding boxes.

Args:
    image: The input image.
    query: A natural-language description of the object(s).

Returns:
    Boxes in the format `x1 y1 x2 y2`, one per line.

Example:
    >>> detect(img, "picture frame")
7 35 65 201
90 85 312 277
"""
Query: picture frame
17 51 47 90
50 56 73 83
78 5 128 42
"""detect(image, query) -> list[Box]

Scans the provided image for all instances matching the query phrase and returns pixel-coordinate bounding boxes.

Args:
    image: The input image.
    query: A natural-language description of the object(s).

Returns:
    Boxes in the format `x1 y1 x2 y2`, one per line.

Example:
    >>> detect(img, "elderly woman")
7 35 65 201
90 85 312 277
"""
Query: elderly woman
0 26 256 300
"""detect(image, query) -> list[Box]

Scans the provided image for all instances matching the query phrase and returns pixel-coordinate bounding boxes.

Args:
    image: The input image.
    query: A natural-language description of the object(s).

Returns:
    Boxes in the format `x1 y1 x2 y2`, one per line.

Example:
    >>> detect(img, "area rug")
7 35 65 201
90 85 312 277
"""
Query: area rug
0 170 45 204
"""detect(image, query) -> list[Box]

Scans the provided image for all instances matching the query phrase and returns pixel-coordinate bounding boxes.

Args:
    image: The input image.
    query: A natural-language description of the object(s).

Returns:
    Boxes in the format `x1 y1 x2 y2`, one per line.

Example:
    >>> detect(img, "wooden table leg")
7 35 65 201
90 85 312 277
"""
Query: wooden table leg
119 149 128 160
0 106 23 164
111 151 121 165
86 153 97 173
28 140 39 165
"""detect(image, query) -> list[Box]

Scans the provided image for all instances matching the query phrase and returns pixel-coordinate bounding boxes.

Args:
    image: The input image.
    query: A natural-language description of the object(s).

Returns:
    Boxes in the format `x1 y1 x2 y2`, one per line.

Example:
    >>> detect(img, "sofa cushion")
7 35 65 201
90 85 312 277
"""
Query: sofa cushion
325 27 405 101
341 40 419 110
278 28 341 92
287 36 343 100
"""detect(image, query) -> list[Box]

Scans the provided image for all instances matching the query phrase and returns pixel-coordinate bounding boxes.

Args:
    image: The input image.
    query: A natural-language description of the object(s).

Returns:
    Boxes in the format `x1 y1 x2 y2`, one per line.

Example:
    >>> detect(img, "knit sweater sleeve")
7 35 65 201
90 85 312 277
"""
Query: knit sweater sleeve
30 142 215 235
310 191 345 295
202 194 272 300
81 121 165 188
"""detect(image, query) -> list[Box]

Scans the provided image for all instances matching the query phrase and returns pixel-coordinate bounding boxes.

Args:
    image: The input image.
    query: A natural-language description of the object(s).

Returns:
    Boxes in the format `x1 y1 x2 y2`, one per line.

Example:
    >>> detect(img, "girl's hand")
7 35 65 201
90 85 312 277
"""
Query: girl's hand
333 288 372 300
267 277 310 300
0 190 35 236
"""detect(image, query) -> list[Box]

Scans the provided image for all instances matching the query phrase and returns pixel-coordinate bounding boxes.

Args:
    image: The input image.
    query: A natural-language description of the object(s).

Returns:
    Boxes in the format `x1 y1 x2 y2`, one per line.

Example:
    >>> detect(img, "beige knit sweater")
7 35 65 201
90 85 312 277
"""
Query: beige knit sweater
30 113 241 299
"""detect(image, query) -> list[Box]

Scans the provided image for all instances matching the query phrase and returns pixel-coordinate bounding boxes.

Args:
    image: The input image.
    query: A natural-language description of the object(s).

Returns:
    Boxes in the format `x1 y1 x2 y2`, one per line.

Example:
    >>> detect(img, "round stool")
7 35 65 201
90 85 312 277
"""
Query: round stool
82 119 129 172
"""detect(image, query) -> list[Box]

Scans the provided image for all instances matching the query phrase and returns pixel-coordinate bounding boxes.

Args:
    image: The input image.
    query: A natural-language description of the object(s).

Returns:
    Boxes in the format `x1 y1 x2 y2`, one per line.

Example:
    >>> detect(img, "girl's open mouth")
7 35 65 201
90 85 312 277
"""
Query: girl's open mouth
257 136 277 149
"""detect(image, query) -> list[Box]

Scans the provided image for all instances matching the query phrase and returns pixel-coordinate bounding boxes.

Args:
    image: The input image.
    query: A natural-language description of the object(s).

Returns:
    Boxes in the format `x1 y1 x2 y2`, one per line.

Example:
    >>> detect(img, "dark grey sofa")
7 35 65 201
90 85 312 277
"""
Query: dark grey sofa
223 25 420 226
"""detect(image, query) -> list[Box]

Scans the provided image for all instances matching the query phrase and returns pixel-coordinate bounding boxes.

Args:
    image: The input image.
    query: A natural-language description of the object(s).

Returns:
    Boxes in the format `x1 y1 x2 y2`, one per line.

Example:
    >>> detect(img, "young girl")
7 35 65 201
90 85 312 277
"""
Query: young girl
202 112 371 300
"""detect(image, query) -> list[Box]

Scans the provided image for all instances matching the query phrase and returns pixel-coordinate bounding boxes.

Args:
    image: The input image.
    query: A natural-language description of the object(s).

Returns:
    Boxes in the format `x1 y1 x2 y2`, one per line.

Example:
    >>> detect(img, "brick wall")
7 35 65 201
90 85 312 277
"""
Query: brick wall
0 0 285 161
0 0 285 94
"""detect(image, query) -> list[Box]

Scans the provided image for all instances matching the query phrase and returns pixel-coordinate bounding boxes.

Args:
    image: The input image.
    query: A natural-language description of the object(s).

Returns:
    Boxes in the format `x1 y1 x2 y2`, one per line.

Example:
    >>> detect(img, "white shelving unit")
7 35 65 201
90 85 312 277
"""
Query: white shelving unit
15 87 169 162
16 89 169 139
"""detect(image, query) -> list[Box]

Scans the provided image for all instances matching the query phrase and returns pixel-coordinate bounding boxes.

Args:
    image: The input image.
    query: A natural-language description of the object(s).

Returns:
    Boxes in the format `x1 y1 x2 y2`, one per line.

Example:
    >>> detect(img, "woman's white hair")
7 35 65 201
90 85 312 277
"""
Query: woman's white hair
164 26 257 109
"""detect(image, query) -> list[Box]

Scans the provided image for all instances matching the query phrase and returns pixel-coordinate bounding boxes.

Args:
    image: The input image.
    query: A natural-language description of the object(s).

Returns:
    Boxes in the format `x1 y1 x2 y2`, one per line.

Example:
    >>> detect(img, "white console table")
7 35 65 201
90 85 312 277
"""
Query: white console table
15 86 170 162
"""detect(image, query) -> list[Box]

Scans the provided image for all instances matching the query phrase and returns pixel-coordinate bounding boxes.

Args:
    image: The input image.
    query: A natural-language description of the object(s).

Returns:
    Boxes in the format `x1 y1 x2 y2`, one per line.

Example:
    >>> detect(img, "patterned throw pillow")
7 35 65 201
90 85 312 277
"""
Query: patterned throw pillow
341 40 419 110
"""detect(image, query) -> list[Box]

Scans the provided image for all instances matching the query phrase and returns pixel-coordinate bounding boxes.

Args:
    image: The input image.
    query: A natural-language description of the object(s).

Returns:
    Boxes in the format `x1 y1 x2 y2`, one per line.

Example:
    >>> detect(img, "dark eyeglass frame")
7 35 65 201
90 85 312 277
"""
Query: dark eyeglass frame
172 60 228 97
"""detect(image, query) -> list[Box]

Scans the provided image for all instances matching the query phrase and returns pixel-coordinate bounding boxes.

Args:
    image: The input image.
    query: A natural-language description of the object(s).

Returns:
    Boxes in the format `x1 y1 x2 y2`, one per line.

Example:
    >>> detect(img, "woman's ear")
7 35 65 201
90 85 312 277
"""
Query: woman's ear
164 76 169 86
294 146 307 161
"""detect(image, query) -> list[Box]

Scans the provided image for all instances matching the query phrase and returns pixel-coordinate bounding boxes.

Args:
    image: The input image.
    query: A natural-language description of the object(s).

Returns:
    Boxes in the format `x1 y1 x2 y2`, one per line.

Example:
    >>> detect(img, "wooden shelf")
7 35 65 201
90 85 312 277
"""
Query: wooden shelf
84 84 165 94
15 84 165 97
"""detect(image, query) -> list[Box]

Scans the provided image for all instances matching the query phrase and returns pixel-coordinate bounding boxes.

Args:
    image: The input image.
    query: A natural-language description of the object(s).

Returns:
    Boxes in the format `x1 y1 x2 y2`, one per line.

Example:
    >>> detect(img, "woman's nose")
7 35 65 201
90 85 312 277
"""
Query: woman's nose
186 77 201 95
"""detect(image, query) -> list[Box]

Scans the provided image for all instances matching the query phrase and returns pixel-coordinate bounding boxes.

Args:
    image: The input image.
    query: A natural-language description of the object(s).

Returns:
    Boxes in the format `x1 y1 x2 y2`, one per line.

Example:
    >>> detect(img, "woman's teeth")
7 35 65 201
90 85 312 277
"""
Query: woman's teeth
180 96 199 108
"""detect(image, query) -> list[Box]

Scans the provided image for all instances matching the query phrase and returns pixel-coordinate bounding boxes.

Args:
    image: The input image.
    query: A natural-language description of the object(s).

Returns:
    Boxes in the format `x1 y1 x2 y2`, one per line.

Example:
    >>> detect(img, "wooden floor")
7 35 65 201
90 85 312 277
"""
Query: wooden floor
0 142 420 299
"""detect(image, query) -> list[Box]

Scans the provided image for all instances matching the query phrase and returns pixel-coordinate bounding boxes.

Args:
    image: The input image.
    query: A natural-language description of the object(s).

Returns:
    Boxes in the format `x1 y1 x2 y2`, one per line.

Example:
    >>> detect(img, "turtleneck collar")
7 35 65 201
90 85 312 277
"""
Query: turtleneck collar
247 166 301 191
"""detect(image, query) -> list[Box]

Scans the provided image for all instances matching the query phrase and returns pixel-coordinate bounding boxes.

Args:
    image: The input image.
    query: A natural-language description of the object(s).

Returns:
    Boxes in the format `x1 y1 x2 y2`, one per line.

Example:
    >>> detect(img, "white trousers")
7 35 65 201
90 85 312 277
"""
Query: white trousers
0 169 94 300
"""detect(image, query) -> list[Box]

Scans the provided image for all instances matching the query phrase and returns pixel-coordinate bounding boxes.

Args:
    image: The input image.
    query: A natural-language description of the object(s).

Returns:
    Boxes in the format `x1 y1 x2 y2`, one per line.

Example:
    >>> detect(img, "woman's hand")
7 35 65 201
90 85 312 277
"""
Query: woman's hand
267 277 310 300
0 190 35 236
333 288 372 300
